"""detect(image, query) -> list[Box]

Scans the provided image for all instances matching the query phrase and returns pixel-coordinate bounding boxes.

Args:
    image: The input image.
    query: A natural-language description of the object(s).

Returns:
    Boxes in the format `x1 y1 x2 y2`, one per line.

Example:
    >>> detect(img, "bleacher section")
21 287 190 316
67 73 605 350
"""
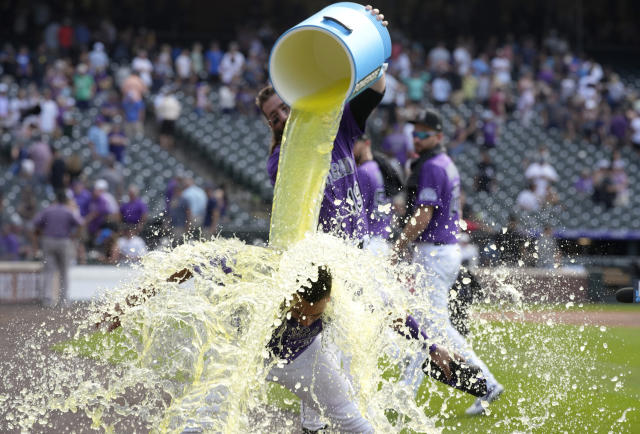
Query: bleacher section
0 84 261 233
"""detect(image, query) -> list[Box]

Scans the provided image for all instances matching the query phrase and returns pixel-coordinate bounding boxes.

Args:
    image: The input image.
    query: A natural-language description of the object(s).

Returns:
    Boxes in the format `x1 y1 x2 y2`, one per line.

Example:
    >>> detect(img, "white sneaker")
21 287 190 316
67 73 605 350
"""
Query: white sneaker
465 383 504 416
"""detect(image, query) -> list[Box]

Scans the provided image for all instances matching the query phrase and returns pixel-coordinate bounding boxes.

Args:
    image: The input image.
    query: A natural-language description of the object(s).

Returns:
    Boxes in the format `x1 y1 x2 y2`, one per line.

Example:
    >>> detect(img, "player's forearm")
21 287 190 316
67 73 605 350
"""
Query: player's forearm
370 71 386 94
394 206 432 253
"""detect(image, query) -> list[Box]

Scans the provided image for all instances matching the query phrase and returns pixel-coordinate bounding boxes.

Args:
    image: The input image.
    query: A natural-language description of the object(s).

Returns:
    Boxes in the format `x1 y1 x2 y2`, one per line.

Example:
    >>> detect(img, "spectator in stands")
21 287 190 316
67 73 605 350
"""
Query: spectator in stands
108 122 129 163
120 184 148 230
86 179 115 239
168 178 189 241
0 221 21 261
28 133 52 185
592 159 615 209
113 225 147 263
181 177 207 232
516 182 540 212
611 160 629 207
58 18 73 56
0 83 10 127
481 110 499 148
536 225 558 269
39 88 58 135
448 116 468 156
100 91 121 122
430 68 452 105
132 49 154 88
574 169 594 196
64 153 84 185
491 48 511 86
121 70 147 102
525 151 559 198
191 42 204 80
98 155 125 199
427 41 450 73
175 48 192 86
49 147 66 191
218 82 237 114
203 183 222 238
89 42 109 73
195 81 212 116
155 88 181 148
73 63 95 111
474 150 496 193
71 179 91 218
219 41 245 85
516 72 535 126
122 91 145 138
153 44 174 90
205 41 224 83
88 116 110 159
32 189 83 306
404 70 429 104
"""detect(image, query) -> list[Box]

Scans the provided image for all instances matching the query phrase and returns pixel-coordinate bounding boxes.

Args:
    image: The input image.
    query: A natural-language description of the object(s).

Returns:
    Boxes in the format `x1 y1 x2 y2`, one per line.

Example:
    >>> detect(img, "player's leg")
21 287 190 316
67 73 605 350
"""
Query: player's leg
268 336 373 433
414 244 503 412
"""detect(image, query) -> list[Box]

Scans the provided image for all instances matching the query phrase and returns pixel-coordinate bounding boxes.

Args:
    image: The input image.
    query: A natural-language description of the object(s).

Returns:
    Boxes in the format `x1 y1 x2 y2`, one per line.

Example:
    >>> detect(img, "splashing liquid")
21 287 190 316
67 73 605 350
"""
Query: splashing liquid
269 78 349 249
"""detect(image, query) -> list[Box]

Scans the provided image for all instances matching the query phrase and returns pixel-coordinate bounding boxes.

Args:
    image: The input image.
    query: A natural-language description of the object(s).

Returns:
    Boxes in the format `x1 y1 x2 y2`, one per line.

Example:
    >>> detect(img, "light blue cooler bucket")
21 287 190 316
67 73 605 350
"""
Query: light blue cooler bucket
269 2 392 106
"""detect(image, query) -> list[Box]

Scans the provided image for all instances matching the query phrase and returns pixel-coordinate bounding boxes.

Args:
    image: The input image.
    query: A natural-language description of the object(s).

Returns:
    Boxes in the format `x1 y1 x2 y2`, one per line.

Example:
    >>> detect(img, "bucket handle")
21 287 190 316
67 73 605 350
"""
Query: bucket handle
322 16 353 34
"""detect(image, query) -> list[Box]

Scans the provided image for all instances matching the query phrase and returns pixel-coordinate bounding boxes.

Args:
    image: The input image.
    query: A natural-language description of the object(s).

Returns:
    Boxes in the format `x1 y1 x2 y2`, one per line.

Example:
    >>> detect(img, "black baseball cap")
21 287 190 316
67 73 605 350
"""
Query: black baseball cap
409 108 443 132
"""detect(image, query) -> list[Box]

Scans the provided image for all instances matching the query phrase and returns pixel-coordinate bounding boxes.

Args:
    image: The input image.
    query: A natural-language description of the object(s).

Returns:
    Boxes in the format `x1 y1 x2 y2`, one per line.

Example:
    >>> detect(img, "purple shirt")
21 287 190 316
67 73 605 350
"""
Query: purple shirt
267 317 323 362
87 195 111 234
32 204 83 238
0 234 20 260
74 189 92 216
357 160 392 239
267 104 367 240
120 198 148 224
415 153 461 244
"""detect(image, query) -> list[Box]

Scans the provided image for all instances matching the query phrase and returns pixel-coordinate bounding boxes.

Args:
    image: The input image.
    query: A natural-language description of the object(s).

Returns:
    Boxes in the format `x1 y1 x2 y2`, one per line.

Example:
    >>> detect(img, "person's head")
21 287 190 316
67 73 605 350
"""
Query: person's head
410 108 444 153
94 179 108 196
256 85 289 153
55 189 68 204
289 266 332 327
353 134 372 165
128 184 140 199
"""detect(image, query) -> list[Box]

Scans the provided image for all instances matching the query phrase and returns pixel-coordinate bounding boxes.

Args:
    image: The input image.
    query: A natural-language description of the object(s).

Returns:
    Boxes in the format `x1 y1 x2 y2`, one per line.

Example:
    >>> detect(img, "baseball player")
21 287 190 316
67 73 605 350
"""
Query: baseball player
393 108 504 415
353 133 394 255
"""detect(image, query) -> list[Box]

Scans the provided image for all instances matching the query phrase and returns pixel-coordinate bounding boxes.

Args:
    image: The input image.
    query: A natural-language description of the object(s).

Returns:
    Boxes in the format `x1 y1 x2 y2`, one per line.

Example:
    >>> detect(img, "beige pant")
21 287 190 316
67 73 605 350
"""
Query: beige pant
42 237 73 305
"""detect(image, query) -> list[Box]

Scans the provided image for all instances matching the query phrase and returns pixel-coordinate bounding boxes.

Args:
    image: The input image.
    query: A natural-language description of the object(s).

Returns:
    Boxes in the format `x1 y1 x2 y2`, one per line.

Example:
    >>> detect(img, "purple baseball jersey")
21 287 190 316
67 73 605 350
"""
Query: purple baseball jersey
357 160 392 239
267 104 367 240
267 317 323 362
32 204 84 238
415 153 461 244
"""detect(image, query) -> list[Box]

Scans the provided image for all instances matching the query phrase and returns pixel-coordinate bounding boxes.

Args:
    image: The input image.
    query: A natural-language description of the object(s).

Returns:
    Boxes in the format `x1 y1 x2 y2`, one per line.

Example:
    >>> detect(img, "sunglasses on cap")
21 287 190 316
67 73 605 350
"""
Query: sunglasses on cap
412 130 438 140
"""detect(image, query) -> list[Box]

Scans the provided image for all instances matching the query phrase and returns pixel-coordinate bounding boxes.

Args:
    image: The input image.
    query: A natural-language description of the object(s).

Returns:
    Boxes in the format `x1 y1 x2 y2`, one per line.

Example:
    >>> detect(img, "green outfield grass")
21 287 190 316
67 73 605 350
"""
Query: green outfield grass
269 318 640 433
59 307 640 433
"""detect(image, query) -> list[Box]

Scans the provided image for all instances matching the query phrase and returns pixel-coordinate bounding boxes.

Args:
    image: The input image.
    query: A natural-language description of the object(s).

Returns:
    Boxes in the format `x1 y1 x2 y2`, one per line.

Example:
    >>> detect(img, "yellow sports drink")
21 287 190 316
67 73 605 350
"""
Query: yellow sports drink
268 79 349 249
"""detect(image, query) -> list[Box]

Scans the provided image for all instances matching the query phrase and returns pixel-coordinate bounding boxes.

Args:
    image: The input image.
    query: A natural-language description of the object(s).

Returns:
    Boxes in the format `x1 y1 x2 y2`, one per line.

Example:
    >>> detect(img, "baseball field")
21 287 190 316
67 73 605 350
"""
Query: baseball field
268 304 640 433
1 303 638 433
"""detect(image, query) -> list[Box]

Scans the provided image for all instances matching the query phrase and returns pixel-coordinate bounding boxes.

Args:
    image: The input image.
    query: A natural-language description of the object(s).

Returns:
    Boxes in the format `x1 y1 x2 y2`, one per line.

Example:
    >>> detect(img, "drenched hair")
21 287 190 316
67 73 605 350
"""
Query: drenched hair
298 266 332 304
256 85 281 155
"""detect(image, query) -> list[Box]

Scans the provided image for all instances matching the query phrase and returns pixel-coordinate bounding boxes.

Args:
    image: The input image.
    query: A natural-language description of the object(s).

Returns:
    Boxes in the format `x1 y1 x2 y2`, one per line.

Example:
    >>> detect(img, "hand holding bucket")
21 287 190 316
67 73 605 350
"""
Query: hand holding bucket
269 2 392 107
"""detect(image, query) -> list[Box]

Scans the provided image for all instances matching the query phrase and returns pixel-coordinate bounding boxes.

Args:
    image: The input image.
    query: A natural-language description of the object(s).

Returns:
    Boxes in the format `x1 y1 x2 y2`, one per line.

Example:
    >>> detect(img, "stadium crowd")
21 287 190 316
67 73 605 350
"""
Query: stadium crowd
1 16 639 272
